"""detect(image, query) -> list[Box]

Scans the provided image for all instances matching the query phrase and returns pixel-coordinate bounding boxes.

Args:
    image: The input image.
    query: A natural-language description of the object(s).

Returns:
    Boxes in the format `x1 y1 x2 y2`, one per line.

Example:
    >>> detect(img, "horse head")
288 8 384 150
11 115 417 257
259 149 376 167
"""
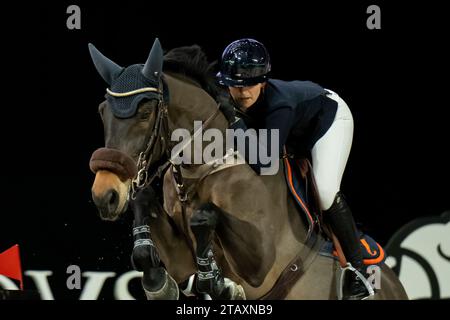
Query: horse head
89 39 167 220
88 40 236 297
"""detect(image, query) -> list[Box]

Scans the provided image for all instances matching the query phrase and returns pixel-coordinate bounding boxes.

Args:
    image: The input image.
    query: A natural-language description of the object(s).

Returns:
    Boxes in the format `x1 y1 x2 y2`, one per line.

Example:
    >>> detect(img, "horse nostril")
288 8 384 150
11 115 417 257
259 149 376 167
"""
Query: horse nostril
92 189 120 219
106 189 119 209
109 191 116 205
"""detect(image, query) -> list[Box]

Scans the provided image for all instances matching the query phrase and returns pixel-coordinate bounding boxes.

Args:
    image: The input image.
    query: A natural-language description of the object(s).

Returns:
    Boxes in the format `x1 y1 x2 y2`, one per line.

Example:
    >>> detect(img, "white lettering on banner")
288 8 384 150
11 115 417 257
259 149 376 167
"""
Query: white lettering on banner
24 270 54 300
114 271 143 300
79 272 116 300
0 275 19 290
1 270 143 300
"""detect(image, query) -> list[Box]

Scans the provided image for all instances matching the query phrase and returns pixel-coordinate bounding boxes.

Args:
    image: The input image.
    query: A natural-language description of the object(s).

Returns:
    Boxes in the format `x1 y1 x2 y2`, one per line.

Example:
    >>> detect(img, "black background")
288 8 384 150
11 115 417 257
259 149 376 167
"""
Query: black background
1 1 449 299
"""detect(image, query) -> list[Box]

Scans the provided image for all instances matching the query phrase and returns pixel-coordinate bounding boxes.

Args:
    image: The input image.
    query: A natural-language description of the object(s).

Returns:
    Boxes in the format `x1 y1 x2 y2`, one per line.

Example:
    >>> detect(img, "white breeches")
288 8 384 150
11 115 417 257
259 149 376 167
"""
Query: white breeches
311 89 354 210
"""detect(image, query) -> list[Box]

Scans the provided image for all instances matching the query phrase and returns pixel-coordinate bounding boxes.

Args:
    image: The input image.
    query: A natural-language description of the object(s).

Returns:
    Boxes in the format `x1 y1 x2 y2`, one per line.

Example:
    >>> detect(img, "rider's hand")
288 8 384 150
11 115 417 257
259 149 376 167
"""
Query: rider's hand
229 116 246 130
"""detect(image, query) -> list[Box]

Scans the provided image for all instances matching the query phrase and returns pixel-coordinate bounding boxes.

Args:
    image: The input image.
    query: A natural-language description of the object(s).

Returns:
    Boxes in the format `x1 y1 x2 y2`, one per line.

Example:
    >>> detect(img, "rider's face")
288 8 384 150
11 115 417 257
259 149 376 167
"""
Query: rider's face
229 83 266 110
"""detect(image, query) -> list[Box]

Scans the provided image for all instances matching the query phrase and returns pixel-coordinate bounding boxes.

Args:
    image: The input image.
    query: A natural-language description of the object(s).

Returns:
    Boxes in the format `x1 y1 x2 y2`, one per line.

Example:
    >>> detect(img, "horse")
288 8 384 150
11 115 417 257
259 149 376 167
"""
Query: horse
88 38 408 300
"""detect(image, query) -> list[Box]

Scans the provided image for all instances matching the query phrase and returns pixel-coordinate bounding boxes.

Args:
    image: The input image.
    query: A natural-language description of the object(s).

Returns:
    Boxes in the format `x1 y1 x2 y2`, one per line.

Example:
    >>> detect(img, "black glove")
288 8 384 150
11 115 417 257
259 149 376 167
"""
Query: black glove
216 92 238 124
229 116 246 130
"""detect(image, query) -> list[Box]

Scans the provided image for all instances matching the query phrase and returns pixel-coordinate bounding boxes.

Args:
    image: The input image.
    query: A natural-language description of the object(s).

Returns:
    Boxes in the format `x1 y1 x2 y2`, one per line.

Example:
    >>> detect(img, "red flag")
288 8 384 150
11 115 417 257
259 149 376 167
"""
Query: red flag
0 244 23 290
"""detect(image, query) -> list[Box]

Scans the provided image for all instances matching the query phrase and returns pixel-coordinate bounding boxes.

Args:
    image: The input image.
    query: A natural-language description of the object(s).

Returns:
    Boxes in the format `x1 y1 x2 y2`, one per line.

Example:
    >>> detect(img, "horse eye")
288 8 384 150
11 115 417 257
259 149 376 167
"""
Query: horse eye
138 101 155 120
139 111 152 120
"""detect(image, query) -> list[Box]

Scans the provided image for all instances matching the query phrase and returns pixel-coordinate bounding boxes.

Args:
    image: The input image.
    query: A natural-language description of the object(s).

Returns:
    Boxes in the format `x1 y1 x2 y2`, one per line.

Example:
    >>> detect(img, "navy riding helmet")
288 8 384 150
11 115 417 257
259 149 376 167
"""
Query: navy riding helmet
217 38 271 87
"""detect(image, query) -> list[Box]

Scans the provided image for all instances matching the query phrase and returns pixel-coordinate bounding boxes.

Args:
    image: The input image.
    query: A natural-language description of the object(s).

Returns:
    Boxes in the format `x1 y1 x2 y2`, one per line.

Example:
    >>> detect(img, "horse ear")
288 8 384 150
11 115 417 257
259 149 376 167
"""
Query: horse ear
142 38 163 79
88 43 124 85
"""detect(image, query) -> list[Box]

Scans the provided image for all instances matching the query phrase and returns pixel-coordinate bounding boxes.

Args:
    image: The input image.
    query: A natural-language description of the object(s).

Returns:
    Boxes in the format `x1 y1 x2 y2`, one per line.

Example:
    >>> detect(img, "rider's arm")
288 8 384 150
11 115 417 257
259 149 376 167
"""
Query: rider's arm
230 107 294 175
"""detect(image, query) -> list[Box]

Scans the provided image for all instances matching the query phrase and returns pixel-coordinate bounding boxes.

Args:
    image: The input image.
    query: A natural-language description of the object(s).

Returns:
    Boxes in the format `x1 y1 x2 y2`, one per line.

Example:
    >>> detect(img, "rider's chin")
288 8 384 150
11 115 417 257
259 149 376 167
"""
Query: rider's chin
239 98 253 107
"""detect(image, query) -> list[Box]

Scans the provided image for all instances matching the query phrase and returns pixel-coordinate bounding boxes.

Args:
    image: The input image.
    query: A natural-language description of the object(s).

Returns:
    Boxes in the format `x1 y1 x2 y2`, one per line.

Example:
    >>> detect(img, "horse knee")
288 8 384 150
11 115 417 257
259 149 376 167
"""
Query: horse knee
190 203 220 230
190 204 221 256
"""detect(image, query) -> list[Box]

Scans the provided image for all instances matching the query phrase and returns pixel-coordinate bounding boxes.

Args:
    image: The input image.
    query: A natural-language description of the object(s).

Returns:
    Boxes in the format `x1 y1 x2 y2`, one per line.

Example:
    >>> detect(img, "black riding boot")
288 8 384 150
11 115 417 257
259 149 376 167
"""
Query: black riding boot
323 192 370 300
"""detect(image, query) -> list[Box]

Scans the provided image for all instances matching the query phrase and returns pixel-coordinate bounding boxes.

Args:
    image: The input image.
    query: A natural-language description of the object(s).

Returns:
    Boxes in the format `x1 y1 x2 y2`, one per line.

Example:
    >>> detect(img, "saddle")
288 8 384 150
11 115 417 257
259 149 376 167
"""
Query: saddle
283 157 386 266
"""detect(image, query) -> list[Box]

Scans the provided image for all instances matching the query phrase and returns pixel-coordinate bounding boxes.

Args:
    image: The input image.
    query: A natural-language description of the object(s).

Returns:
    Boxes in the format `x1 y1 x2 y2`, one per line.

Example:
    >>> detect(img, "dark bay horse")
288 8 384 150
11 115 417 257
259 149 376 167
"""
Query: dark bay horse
88 38 407 300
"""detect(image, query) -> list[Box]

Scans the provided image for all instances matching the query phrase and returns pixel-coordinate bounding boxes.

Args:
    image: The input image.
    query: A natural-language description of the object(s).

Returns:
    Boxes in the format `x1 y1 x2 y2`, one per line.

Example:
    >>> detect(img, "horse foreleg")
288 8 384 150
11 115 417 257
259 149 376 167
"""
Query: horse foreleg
130 223 178 299
130 186 179 300
190 203 246 300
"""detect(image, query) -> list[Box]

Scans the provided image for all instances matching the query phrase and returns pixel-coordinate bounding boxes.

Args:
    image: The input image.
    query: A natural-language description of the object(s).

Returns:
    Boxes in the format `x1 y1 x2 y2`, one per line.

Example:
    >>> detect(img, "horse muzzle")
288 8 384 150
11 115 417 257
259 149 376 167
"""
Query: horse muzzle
90 148 137 220
91 181 122 220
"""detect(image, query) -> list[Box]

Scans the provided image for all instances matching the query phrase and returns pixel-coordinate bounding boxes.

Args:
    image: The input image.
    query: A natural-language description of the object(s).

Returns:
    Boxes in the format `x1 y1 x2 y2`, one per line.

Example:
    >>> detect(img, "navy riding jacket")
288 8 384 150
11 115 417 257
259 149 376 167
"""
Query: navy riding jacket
231 79 338 174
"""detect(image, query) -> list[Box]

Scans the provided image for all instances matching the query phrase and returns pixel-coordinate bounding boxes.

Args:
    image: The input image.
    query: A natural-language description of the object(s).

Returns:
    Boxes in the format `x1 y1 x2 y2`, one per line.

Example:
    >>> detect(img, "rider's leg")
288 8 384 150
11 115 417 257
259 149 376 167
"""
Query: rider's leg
324 192 369 299
311 90 369 299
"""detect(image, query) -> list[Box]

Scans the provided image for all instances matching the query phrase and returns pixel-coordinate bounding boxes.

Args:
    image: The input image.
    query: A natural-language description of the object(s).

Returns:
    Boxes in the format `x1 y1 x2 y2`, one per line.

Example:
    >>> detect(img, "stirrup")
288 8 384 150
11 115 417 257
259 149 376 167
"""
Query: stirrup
336 263 375 300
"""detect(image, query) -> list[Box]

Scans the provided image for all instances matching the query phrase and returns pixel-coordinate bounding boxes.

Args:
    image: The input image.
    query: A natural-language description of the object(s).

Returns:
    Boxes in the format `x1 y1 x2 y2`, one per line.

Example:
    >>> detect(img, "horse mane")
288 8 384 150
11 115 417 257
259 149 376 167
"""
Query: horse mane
163 45 235 123
163 45 219 98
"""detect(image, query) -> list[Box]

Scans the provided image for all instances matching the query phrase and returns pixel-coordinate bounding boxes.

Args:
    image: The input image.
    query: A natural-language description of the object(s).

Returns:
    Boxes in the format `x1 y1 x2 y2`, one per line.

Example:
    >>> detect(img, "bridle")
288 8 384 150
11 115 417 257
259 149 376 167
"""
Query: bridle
107 79 171 200
106 76 221 201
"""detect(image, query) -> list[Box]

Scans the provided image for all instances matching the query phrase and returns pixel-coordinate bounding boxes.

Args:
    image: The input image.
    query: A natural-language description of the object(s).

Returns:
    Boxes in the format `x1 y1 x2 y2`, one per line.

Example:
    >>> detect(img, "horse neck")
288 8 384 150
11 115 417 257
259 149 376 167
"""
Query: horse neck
164 73 228 134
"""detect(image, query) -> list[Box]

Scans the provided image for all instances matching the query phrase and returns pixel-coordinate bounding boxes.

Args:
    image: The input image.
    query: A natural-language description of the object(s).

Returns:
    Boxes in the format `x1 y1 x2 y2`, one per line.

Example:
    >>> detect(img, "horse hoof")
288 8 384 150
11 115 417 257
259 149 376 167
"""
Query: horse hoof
224 278 246 300
143 270 179 300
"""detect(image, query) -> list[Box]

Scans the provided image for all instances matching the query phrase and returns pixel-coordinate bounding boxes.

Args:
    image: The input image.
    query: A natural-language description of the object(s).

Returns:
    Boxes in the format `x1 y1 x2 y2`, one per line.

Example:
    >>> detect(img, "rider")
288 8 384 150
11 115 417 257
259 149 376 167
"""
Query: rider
216 38 370 300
